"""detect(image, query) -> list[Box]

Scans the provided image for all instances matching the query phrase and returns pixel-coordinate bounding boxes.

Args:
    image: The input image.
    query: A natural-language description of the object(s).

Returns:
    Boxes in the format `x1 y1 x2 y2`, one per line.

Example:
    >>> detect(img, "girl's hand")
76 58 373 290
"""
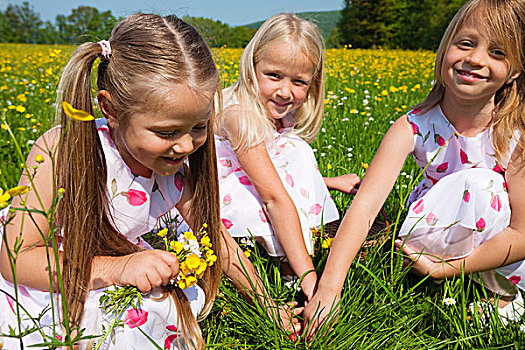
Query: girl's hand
394 240 444 279
299 271 318 301
302 290 340 341
324 174 361 194
276 301 303 334
114 250 179 293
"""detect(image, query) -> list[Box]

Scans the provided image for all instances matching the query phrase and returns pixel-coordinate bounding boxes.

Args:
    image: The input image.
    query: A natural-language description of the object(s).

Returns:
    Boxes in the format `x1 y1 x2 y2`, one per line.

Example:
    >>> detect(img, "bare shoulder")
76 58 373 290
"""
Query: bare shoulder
33 126 61 153
217 104 240 137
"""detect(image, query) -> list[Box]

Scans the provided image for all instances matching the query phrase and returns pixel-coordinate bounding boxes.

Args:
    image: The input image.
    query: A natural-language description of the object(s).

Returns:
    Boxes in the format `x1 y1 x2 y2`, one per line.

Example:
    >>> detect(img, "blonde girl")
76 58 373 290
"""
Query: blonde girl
304 0 525 336
216 13 360 302
0 14 276 349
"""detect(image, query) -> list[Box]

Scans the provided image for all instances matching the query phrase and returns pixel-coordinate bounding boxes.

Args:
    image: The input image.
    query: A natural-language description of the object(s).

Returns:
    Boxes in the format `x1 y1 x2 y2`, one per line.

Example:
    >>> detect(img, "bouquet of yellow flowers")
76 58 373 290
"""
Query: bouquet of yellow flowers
156 222 217 289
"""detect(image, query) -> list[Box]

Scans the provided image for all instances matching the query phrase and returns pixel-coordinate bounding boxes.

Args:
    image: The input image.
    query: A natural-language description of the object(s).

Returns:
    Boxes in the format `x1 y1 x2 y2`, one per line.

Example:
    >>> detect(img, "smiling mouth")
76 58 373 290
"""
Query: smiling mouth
270 100 291 108
456 69 486 80
161 156 185 164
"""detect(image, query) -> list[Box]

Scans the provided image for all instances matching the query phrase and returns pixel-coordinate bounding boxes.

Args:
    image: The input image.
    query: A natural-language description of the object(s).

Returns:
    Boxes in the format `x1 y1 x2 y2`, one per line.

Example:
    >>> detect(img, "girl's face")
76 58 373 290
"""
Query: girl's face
255 41 315 124
442 13 519 104
108 84 212 178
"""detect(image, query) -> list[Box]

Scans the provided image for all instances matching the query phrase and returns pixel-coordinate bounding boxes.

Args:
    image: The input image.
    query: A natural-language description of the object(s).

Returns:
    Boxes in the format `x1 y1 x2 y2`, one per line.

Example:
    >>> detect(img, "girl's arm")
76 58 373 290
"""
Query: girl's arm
175 165 302 332
0 129 178 293
303 115 415 337
323 174 361 194
220 107 317 299
400 141 525 279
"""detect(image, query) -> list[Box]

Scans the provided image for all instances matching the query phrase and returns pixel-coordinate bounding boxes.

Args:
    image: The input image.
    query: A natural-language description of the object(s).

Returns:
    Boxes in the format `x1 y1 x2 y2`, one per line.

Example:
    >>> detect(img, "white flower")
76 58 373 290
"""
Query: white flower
443 297 456 306
240 237 254 247
189 240 201 256
321 128 326 133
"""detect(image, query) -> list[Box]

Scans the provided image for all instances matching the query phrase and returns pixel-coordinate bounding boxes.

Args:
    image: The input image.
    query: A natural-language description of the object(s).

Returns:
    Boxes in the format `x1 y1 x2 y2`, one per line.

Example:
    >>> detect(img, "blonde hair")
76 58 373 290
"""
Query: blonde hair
220 13 325 152
415 0 525 163
55 14 222 349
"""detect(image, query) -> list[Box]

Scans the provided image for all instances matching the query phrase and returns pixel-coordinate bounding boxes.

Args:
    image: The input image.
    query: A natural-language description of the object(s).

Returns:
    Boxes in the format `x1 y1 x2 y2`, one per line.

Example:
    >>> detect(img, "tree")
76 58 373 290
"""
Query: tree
183 16 231 47
339 0 400 48
227 26 256 47
60 6 116 43
338 0 467 49
3 1 42 43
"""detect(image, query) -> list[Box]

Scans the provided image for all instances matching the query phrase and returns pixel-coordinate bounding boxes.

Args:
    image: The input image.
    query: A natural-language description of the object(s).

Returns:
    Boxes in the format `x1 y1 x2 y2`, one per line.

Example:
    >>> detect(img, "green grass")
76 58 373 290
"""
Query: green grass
1 44 524 349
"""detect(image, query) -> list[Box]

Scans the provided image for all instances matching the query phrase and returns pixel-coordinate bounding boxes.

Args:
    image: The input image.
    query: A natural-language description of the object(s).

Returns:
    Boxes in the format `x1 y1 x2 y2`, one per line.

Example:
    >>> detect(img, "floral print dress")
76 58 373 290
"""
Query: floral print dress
216 98 339 257
399 105 525 292
0 118 204 349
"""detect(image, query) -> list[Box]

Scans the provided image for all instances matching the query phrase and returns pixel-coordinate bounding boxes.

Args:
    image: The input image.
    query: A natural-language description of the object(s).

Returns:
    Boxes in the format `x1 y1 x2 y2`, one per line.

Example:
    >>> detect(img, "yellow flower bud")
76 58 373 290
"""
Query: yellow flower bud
35 154 44 164
8 185 28 197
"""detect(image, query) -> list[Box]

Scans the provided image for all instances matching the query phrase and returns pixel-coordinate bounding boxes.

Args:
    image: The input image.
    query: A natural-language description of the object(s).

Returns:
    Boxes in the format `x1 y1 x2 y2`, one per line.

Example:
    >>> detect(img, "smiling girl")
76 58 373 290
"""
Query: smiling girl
215 13 360 302
304 0 525 337
0 14 283 349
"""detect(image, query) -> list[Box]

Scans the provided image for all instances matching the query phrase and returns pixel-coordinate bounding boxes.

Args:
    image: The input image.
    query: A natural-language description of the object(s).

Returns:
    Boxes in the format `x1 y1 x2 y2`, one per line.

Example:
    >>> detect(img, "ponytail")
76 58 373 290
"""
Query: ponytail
54 14 222 349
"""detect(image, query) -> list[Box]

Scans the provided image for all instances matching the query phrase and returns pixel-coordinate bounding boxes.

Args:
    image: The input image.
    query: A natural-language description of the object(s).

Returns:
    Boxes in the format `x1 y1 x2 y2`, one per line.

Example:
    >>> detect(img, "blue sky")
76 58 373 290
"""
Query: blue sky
0 0 344 26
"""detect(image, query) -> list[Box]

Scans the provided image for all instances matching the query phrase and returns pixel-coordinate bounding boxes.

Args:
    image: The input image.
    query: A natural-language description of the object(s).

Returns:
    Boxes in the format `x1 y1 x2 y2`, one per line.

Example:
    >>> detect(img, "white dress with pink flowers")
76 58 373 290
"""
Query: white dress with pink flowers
0 118 204 349
399 105 525 293
216 111 339 257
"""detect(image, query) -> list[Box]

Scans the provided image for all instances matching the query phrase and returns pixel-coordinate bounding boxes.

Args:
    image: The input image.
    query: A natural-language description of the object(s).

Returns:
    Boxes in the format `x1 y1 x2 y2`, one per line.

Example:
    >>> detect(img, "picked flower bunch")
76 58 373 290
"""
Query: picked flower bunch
156 222 217 289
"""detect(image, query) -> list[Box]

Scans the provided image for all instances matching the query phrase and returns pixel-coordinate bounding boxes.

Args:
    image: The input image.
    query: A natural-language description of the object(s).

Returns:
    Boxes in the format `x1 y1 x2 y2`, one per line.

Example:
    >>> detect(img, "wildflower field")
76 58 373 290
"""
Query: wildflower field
1 43 524 349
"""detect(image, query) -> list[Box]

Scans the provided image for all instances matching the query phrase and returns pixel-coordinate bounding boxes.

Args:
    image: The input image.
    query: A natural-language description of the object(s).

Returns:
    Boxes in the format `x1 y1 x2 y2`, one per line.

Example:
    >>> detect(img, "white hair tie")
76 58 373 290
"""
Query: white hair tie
98 40 112 59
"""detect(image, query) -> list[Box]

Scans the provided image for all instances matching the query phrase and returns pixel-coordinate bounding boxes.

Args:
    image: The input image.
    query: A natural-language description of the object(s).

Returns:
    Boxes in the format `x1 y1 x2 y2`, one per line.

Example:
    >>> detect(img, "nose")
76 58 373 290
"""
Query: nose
466 47 487 67
172 133 194 154
276 80 292 100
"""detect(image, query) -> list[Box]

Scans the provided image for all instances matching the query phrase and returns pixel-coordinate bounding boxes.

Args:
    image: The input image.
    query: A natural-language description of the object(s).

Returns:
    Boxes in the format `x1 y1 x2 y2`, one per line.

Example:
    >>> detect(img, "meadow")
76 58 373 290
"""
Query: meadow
1 43 524 349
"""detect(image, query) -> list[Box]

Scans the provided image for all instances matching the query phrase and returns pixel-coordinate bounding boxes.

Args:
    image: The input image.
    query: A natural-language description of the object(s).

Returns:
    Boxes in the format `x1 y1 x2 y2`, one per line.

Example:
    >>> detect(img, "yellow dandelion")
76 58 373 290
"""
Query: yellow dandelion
186 254 201 270
0 189 11 204
180 262 190 276
15 105 26 113
184 275 197 288
178 280 187 289
35 154 44 164
157 227 168 237
184 231 196 241
201 235 212 248
170 241 184 254
361 162 369 170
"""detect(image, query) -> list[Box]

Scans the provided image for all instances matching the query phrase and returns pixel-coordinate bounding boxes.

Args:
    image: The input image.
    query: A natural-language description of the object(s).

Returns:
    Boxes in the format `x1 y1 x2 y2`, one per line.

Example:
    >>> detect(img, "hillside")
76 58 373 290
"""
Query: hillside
242 10 341 39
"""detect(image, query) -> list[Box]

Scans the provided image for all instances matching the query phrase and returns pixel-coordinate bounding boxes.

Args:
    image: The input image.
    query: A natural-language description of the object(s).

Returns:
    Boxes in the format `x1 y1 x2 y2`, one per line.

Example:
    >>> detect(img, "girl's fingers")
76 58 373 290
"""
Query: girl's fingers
293 306 304 316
